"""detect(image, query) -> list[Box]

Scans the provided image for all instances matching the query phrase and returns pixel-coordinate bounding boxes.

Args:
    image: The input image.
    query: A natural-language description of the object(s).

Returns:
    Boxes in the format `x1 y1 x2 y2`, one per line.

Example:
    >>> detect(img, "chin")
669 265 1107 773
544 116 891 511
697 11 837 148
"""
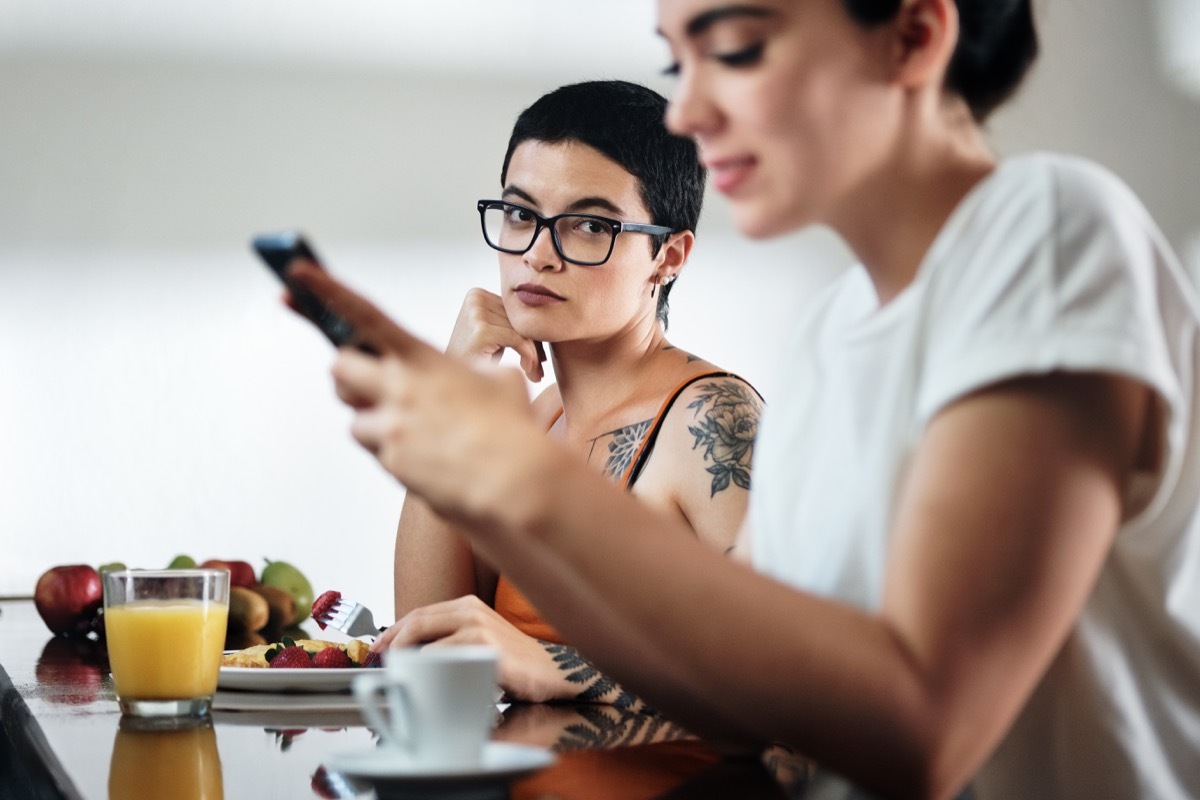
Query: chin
731 191 815 239
508 315 556 344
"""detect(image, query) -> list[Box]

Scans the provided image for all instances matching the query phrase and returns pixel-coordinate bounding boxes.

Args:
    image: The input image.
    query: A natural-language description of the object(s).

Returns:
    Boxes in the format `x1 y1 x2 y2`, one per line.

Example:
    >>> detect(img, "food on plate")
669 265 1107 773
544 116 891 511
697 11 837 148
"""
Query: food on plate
312 647 353 669
268 644 316 669
221 637 372 669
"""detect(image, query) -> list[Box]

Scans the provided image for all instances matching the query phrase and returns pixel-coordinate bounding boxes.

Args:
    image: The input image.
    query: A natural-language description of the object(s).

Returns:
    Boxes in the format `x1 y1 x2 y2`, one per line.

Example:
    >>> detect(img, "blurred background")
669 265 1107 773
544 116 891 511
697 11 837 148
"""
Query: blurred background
2 0 1198 621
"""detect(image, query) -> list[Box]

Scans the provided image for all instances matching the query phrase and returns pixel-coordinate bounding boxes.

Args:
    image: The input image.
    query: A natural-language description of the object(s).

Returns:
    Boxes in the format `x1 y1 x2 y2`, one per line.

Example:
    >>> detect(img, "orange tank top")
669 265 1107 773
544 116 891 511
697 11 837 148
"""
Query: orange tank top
492 371 737 644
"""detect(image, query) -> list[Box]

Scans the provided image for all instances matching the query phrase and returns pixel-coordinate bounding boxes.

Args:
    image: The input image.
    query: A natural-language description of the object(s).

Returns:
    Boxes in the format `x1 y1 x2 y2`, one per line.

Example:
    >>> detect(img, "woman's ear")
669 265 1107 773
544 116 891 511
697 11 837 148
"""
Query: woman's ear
659 230 695 274
891 0 958 91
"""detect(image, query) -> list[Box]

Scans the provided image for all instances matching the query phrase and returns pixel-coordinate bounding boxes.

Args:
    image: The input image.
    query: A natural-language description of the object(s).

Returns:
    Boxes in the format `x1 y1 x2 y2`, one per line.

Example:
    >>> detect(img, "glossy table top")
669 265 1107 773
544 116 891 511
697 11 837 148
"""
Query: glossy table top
0 599 811 799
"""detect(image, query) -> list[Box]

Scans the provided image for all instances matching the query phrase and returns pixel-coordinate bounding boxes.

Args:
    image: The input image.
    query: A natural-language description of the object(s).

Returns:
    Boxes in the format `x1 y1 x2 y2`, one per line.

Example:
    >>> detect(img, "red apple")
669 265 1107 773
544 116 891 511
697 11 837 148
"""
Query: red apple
199 558 256 588
34 565 104 636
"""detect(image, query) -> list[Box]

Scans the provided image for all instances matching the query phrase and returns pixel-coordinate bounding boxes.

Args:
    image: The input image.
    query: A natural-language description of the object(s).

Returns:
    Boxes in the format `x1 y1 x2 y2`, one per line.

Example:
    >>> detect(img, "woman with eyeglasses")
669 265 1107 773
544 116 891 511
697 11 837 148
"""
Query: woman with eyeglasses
373 80 763 709
292 0 1200 796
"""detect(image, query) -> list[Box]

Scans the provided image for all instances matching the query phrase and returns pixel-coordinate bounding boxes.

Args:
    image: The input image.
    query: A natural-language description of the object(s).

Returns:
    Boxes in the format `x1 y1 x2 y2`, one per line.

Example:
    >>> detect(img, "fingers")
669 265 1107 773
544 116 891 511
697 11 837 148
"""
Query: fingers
379 596 492 649
287 261 435 360
513 339 545 383
331 348 388 409
447 287 544 381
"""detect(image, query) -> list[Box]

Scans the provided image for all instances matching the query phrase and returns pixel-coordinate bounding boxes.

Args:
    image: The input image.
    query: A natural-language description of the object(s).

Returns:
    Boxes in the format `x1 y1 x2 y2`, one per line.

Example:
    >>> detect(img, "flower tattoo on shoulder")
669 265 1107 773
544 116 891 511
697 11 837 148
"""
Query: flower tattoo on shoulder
686 381 761 497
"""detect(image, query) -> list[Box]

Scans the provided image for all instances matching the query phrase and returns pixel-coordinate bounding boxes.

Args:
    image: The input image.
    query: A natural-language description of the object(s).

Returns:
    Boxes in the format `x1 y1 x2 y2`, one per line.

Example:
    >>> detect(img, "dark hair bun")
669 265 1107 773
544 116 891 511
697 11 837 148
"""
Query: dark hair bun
946 0 1038 121
842 0 1038 121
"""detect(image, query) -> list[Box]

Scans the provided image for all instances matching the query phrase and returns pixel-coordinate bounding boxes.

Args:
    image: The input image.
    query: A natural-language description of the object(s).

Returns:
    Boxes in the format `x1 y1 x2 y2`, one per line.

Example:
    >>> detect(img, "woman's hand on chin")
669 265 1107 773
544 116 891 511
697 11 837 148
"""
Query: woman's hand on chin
447 287 544 382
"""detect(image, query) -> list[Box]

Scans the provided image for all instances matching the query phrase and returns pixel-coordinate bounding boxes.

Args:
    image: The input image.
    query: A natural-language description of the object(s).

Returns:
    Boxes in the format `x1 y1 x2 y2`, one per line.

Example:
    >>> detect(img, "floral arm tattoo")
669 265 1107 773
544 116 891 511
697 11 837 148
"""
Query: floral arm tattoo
686 381 761 497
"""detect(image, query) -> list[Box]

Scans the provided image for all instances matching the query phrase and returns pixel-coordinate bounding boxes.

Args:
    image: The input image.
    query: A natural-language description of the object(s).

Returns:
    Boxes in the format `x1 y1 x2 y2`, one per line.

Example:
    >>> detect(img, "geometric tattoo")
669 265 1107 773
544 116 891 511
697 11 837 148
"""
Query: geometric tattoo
686 381 761 496
588 418 653 481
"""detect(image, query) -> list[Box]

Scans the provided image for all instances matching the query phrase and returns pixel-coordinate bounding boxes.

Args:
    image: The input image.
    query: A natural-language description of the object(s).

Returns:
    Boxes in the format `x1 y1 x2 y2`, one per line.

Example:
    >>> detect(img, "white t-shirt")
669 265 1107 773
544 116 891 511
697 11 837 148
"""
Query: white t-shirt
749 153 1200 799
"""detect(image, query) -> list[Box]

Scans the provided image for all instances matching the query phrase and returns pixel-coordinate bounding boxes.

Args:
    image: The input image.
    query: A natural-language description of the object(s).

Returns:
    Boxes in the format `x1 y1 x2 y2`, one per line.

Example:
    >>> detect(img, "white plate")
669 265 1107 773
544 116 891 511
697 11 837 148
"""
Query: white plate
217 666 361 693
327 741 555 796
212 689 364 712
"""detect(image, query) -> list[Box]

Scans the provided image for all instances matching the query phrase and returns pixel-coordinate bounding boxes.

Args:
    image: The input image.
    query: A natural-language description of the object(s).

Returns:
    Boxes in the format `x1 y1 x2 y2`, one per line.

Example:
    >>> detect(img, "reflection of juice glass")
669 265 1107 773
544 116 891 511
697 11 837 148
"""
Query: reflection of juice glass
103 569 229 717
109 716 224 800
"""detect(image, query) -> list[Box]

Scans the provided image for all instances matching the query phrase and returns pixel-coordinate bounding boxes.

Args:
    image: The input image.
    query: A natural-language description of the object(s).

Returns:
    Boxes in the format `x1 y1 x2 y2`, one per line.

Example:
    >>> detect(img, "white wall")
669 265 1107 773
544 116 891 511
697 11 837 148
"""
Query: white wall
2 0 1198 623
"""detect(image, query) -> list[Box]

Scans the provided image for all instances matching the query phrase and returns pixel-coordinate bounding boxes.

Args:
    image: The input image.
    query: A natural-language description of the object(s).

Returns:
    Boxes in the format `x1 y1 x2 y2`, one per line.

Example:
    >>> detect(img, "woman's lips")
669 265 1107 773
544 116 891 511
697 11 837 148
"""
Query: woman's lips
707 156 756 194
514 284 565 306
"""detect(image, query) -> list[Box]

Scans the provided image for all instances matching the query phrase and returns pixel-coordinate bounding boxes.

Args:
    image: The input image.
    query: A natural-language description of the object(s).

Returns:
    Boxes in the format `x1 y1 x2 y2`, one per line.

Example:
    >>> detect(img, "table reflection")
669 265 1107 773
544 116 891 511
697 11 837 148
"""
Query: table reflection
108 716 223 800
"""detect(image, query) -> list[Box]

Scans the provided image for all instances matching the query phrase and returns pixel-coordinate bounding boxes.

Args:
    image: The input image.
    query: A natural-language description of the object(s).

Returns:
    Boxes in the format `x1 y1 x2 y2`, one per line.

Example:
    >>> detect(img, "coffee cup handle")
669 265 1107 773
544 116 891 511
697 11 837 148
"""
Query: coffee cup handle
353 673 415 752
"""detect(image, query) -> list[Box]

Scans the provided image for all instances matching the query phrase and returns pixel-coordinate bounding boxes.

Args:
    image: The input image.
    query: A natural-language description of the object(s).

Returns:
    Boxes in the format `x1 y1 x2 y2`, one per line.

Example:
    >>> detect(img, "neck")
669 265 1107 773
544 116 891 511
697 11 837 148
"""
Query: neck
549 319 670 429
830 99 996 306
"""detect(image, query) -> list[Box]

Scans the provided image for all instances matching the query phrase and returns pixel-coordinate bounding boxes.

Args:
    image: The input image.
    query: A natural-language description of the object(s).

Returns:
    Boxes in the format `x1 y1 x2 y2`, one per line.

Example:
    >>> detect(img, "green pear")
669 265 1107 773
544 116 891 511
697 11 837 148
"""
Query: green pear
260 559 314 625
167 554 196 569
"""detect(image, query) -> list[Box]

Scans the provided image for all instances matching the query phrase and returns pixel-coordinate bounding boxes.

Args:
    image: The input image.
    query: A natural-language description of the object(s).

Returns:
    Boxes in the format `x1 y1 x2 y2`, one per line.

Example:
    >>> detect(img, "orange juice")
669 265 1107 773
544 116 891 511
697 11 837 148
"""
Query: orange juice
109 720 224 800
105 599 228 699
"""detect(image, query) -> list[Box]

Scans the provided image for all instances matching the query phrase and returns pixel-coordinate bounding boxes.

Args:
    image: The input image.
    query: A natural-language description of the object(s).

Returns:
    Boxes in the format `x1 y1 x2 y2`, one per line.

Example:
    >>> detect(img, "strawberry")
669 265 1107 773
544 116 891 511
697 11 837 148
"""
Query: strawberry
362 650 383 669
312 647 353 669
266 645 313 669
310 590 342 631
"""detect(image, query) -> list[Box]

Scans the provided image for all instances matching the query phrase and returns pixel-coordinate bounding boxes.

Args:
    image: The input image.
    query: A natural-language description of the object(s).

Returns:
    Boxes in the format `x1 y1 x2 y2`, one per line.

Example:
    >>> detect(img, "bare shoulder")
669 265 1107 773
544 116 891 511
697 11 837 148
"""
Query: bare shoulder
669 375 763 496
631 372 762 551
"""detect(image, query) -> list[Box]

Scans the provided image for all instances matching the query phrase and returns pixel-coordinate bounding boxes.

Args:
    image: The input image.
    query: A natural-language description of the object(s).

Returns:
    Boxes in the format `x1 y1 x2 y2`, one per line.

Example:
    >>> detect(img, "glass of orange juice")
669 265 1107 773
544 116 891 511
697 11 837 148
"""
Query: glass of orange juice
103 569 229 717
109 715 224 800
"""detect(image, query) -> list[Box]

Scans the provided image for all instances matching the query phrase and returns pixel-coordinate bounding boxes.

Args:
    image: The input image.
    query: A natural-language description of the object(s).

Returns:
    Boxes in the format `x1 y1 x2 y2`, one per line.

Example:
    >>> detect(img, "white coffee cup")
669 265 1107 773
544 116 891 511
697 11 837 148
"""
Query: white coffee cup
352 645 499 769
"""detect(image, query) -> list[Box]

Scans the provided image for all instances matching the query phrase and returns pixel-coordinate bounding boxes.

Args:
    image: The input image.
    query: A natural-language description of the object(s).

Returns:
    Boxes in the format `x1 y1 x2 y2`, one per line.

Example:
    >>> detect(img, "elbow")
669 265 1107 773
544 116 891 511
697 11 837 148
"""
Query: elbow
843 693 980 800
885 723 982 800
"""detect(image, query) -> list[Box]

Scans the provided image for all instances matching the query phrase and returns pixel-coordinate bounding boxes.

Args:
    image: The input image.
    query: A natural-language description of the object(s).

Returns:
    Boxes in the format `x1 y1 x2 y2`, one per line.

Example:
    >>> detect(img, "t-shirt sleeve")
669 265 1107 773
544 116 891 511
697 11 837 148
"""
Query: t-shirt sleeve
915 157 1182 428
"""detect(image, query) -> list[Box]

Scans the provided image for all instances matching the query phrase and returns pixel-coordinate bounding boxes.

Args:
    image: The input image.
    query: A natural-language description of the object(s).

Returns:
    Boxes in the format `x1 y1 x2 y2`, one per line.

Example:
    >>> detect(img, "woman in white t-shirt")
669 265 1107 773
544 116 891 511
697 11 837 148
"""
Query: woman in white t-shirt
288 0 1200 797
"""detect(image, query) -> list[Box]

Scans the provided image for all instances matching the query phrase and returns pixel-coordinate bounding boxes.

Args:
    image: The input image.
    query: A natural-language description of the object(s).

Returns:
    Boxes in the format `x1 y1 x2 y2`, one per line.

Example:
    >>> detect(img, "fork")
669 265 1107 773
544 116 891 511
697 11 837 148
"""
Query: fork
317 598 385 639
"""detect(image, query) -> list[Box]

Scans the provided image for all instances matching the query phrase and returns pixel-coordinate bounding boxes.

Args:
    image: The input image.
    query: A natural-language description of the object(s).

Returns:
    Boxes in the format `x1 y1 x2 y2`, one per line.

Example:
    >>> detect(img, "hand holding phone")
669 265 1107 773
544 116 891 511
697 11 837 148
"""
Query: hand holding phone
252 231 378 355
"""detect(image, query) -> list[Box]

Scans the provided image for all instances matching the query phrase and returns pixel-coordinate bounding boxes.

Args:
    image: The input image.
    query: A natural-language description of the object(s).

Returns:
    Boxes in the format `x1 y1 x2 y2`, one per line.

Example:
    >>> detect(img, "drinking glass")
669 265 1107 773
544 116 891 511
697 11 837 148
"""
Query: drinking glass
103 569 229 717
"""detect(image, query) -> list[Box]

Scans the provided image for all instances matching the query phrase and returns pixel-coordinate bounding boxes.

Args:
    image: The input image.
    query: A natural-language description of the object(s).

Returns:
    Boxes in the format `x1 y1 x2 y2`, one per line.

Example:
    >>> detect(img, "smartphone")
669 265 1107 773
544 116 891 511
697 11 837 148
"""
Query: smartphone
252 231 377 354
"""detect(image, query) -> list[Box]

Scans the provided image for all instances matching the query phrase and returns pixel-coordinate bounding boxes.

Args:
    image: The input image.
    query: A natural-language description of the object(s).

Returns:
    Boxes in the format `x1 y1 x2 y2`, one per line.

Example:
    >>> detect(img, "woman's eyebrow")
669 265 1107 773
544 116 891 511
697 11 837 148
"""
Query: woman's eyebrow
563 196 624 216
501 186 537 206
501 187 625 217
678 4 777 37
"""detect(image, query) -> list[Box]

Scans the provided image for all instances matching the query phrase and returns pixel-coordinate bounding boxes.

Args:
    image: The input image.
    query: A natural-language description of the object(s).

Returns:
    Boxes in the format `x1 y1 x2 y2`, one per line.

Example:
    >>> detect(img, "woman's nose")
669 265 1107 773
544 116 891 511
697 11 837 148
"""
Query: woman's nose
664 69 720 139
523 225 564 271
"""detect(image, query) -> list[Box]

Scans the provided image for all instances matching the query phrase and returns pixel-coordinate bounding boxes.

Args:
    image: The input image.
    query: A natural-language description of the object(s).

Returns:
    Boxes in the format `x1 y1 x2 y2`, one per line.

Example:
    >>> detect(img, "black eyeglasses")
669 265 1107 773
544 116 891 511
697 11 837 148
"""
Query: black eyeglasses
477 200 673 266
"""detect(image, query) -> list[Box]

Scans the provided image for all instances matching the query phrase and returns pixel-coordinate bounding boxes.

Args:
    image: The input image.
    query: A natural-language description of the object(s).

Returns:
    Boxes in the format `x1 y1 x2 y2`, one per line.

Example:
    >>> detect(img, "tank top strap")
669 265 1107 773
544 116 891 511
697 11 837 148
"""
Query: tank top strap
620 370 738 489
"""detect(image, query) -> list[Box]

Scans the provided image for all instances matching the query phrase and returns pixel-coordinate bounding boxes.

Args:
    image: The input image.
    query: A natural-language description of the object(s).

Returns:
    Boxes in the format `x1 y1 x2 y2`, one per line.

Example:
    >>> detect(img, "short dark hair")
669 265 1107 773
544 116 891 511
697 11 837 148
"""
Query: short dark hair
842 0 1038 122
500 80 706 327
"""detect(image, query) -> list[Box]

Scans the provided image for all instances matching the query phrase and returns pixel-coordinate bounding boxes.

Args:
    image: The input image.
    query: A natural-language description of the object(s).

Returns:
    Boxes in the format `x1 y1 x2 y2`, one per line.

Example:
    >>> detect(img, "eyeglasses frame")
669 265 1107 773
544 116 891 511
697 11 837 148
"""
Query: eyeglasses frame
477 199 674 266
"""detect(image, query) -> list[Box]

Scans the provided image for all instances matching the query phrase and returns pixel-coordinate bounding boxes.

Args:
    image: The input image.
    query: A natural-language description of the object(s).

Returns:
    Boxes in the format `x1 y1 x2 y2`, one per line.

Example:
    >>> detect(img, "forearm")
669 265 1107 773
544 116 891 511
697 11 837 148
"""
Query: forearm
468 446 938 794
394 493 479 619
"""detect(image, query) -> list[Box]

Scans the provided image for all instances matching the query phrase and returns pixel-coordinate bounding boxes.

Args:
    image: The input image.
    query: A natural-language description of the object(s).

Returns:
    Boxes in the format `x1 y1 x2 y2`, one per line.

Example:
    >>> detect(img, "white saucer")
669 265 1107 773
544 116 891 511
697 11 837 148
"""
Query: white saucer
327 742 555 799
